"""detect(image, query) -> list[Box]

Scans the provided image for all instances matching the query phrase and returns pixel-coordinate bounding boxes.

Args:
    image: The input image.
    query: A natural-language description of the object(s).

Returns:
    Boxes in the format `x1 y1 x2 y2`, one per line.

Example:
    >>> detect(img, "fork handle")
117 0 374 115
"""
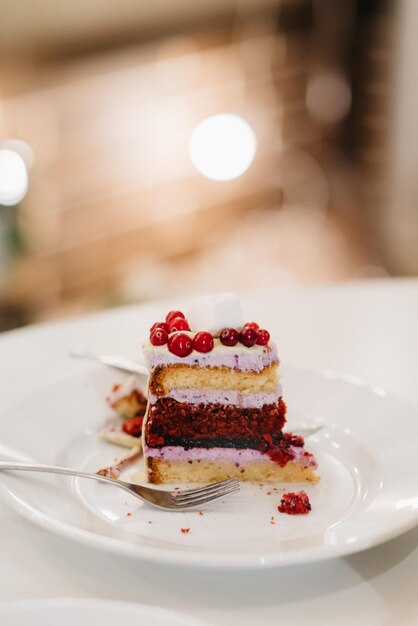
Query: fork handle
70 350 149 377
0 461 132 494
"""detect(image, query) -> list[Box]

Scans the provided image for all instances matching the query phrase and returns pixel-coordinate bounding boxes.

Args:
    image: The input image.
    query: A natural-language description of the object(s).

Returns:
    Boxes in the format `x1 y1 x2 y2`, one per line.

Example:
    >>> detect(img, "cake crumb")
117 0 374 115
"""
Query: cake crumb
198 511 204 516
181 528 190 534
270 516 276 525
126 512 132 517
278 491 311 515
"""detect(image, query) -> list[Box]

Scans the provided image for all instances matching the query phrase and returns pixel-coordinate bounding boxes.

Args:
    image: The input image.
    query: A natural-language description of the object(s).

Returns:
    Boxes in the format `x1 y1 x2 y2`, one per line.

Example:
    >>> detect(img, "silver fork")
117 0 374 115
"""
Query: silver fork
0 462 239 511
70 349 149 377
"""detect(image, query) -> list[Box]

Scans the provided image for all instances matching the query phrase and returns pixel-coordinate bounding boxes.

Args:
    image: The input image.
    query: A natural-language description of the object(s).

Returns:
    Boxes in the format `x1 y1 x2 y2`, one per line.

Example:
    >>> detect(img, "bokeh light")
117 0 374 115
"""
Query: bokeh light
0 148 28 206
189 114 257 181
0 139 34 171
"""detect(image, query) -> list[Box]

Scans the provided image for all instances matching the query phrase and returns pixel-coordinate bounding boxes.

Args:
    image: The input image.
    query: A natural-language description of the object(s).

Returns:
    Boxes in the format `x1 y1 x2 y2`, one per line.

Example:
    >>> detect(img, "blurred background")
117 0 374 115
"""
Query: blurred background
0 0 417 331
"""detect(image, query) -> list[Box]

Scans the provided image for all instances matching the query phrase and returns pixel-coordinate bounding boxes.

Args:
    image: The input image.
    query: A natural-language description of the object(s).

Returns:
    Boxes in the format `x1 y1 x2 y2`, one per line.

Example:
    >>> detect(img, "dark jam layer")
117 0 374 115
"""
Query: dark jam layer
147 435 282 450
144 397 310 467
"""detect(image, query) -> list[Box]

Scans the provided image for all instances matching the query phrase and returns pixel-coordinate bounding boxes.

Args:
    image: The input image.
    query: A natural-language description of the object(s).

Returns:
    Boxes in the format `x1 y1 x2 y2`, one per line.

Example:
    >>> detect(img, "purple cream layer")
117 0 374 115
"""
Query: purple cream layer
145 445 317 467
143 339 279 372
148 386 282 408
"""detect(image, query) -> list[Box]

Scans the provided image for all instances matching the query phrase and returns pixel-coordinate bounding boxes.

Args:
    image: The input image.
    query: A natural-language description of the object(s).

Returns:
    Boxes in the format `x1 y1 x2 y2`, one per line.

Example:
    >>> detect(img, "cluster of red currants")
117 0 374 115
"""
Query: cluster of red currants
219 322 269 348
149 311 270 357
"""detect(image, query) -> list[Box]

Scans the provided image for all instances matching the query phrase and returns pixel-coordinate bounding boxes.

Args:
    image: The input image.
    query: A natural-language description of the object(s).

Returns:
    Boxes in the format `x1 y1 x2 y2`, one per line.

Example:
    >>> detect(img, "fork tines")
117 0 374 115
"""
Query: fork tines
172 478 240 508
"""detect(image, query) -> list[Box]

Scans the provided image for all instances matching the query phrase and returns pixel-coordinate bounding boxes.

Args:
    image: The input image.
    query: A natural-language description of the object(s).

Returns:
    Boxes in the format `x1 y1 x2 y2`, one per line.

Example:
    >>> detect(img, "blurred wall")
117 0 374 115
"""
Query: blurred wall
1 0 413 331
388 0 418 273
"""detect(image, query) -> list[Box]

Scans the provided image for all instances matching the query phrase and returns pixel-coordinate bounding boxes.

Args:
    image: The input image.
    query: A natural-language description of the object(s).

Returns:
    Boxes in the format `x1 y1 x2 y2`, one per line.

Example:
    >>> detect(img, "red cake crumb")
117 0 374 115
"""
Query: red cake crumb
284 433 304 447
122 416 144 437
198 511 204 516
270 516 276 525
181 528 190 534
126 512 132 517
278 491 311 515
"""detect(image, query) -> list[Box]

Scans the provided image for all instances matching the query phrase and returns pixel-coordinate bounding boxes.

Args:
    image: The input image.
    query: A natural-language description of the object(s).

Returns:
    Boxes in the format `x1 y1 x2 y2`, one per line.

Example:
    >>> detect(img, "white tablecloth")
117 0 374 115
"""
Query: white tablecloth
0 279 417 625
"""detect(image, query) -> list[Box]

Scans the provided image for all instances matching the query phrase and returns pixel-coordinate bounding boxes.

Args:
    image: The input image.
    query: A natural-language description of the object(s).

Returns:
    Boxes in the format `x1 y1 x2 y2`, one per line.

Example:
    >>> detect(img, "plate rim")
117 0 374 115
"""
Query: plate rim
0 365 417 570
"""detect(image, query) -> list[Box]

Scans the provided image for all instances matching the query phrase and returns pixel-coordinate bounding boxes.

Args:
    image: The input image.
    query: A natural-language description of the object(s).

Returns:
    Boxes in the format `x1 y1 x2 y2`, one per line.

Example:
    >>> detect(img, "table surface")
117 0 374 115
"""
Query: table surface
0 278 417 625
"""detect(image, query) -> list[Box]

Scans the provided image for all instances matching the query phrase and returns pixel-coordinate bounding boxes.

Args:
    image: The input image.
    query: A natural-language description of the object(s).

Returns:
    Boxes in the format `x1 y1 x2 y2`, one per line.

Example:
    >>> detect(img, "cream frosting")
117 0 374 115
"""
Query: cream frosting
143 337 279 372
148 386 282 408
144 445 317 467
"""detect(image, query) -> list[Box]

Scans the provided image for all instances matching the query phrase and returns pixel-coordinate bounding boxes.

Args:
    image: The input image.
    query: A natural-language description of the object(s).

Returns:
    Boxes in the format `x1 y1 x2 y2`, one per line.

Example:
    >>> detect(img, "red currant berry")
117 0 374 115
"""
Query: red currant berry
150 328 169 346
244 321 259 331
256 329 270 345
168 317 190 333
239 327 257 347
193 331 214 353
167 332 193 357
150 321 169 334
220 328 239 346
166 310 185 324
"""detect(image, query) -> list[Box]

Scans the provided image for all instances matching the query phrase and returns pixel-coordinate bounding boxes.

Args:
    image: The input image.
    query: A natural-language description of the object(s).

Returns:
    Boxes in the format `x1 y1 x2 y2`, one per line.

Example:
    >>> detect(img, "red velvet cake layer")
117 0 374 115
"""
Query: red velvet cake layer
145 397 287 447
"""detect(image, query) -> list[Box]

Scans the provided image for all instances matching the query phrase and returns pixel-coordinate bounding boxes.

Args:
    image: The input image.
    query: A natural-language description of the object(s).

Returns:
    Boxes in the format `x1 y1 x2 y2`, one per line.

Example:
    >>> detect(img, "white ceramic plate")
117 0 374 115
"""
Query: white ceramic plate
0 366 417 569
0 598 211 626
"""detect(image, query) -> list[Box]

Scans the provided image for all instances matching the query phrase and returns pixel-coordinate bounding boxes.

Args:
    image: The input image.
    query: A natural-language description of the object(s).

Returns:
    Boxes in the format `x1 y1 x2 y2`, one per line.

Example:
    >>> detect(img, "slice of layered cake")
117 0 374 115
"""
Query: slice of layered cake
142 294 318 484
